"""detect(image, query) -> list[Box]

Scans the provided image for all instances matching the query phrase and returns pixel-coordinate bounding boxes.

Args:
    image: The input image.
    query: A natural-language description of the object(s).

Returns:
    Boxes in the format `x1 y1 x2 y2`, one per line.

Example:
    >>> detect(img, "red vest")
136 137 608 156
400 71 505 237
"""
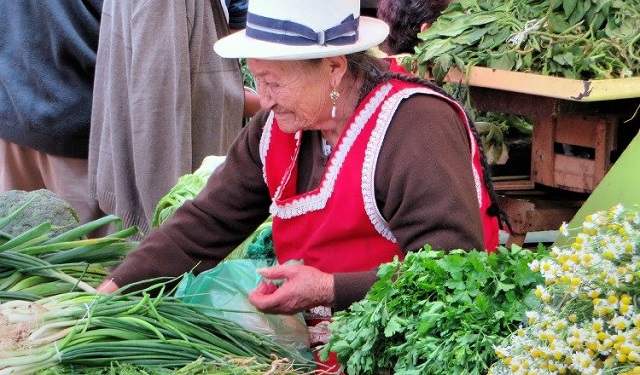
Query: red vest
260 79 498 274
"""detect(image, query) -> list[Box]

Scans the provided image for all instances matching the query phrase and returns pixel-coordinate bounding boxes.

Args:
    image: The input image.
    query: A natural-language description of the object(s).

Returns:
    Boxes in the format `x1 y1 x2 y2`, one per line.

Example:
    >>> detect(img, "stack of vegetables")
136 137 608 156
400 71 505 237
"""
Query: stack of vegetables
152 155 226 228
9 183 637 374
409 0 640 82
0 190 314 375
0 189 138 300
322 205 640 374
321 245 549 375
0 288 313 374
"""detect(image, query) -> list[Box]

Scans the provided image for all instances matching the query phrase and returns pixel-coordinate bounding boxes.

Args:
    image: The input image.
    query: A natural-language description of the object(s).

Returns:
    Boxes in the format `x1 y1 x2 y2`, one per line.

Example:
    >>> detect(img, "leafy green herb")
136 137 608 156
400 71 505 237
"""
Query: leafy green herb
321 245 549 375
408 0 640 81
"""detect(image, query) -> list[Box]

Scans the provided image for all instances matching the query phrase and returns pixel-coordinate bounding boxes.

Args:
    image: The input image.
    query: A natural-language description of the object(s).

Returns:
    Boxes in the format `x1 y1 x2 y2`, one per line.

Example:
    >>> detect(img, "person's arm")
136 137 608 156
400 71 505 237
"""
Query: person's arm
104 113 273 290
243 86 261 117
332 94 485 311
381 94 485 251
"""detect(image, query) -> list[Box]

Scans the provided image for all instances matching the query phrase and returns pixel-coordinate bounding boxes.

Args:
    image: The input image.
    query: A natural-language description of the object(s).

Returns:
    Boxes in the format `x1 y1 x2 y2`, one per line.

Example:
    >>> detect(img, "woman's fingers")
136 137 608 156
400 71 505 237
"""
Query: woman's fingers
96 278 119 294
249 264 334 314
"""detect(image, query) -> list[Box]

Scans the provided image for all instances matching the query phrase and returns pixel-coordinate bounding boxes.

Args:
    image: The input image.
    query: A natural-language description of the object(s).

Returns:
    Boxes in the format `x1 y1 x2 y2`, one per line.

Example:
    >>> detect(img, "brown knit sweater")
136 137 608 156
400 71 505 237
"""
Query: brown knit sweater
108 92 485 311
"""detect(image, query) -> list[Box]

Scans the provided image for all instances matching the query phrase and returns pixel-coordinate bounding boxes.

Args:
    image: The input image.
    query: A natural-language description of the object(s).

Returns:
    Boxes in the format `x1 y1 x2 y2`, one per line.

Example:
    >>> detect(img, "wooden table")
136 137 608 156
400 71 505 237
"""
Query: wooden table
444 67 640 245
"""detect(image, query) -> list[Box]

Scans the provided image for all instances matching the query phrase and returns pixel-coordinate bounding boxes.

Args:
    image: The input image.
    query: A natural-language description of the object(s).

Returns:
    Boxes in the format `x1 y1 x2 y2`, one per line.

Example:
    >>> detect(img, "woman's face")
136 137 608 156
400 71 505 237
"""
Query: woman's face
248 59 333 133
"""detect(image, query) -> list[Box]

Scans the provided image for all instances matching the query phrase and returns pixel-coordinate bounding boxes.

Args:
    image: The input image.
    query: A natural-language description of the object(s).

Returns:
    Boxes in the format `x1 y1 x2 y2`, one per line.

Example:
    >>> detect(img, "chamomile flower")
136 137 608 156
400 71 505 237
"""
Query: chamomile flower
491 204 640 375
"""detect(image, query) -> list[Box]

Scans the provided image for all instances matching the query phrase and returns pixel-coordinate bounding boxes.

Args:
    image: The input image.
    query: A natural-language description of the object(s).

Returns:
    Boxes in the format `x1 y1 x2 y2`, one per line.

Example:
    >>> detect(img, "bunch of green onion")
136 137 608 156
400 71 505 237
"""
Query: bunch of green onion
0 285 315 374
0 213 139 301
0 195 317 374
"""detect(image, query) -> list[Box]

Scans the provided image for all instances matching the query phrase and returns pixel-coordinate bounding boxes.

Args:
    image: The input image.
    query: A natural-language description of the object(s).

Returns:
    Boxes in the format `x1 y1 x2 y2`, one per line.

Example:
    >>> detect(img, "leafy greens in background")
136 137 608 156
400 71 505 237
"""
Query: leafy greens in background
409 0 640 82
152 156 226 228
321 245 549 375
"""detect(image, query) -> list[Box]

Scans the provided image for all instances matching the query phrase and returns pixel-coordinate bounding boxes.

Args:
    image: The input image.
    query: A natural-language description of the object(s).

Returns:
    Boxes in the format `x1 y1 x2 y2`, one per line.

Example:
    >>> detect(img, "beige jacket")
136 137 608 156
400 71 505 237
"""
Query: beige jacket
89 0 245 237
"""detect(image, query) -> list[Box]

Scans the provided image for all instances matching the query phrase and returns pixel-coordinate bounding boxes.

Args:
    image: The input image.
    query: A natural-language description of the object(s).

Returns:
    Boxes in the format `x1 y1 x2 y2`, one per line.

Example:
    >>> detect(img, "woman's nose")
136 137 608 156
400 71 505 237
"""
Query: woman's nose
259 90 274 110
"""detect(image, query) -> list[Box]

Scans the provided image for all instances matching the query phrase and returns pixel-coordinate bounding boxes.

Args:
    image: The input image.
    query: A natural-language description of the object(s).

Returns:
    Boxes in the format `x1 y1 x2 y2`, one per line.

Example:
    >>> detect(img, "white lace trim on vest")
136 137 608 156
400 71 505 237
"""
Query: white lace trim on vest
363 86 484 241
381 87 483 208
259 111 275 172
266 84 393 219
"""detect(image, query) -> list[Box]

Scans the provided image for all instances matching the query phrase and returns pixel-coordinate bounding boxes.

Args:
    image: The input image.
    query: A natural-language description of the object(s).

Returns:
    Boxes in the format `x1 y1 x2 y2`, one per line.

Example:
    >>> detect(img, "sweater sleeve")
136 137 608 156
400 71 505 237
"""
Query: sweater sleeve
107 112 272 289
332 94 486 311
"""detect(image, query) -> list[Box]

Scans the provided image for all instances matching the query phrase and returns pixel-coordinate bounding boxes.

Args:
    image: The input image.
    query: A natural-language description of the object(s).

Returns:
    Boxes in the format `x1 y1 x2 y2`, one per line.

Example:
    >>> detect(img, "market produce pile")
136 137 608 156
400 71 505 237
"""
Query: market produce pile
3 185 639 374
152 155 226 228
322 204 640 374
0 289 312 374
0 190 314 375
408 0 640 82
0 189 80 239
0 191 139 301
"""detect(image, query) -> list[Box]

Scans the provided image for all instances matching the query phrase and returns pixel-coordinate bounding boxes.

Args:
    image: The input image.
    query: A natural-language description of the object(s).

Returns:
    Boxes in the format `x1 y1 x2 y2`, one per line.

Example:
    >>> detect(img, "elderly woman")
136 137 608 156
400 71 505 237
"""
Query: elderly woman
98 0 503 369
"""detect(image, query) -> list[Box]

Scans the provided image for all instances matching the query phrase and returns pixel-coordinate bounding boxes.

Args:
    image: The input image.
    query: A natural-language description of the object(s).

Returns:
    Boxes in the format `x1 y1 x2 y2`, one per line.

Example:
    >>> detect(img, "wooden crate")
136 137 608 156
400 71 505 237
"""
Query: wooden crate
438 66 638 192
531 114 618 193
434 66 638 237
499 195 584 247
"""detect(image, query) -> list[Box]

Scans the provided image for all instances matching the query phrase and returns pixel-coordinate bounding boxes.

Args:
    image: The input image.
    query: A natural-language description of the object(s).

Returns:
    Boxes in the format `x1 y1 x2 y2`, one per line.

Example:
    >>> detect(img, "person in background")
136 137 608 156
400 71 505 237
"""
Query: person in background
0 0 106 230
98 0 501 370
377 0 453 55
89 0 252 238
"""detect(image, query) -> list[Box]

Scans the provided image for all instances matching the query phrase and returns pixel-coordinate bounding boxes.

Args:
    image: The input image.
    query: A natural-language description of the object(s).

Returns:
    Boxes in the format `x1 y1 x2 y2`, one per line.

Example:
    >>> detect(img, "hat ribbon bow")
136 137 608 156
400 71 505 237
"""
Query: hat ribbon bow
246 13 359 46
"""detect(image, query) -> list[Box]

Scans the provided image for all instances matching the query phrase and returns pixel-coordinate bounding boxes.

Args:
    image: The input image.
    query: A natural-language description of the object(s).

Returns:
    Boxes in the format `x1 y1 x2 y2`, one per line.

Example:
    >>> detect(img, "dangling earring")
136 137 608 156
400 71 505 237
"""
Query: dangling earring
329 86 340 119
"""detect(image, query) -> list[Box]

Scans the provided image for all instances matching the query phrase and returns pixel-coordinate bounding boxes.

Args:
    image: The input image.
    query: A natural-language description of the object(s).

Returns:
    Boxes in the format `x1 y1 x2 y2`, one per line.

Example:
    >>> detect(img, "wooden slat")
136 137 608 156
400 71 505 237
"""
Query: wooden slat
553 154 595 193
531 117 556 187
444 66 640 102
555 116 602 147
493 179 535 191
593 117 616 185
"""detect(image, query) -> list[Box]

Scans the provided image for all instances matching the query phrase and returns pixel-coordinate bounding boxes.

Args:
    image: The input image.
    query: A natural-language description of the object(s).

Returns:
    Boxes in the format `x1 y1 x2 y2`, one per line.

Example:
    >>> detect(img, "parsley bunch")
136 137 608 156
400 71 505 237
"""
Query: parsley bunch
321 246 548 375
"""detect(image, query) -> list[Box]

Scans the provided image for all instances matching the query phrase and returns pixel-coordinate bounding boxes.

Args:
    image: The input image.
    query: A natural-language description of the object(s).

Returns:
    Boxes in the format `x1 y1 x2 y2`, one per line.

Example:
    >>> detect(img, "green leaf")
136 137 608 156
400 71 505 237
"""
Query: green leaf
495 280 516 294
552 51 575 66
416 39 457 62
433 54 453 80
478 34 496 50
489 52 516 71
563 0 578 18
457 0 478 9
384 315 406 337
567 0 586 26
548 13 572 33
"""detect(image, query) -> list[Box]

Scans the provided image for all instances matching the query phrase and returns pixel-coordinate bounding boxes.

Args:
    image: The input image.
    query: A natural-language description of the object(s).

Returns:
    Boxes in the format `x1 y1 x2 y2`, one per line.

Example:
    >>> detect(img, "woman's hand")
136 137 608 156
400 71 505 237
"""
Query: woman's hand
96 278 119 294
249 264 334 315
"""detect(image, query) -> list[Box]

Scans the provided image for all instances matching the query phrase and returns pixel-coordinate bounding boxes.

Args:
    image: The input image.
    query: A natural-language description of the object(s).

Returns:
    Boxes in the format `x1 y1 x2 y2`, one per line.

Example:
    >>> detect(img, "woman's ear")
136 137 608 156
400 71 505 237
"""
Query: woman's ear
326 55 349 85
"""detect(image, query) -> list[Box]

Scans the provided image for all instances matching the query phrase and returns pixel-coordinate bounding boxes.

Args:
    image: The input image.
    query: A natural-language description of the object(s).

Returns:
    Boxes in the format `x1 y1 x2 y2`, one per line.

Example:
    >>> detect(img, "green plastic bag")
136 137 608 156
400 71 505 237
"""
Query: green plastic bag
174 258 312 357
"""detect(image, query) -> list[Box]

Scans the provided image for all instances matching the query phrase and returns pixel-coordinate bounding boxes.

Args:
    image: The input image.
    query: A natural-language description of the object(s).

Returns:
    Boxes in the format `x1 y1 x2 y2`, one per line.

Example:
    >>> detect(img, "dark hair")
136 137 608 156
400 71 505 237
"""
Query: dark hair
377 0 452 54
345 52 511 230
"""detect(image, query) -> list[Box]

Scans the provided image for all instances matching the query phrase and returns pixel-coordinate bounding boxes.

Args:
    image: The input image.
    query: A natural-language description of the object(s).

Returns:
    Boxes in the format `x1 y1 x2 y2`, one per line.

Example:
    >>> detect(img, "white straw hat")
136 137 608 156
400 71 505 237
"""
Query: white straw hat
214 0 390 60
